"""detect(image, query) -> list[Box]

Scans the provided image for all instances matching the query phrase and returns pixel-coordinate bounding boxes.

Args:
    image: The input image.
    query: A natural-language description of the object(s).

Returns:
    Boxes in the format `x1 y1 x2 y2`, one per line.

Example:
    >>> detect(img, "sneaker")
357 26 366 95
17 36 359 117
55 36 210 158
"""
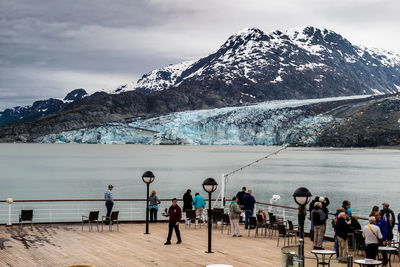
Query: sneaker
176 240 182 244
164 242 171 245
232 235 237 237
237 235 242 237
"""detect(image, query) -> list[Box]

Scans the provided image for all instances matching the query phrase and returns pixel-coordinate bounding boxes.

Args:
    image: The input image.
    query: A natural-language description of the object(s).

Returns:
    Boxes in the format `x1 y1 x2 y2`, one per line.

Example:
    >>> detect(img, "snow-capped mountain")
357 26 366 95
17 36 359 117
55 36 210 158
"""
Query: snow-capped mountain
2 26 400 145
0 89 87 126
133 26 400 100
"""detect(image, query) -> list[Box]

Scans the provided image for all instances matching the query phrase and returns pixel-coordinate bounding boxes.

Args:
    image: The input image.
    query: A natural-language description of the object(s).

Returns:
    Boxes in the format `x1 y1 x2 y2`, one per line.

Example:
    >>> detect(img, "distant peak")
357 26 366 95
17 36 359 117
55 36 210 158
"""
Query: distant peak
63 88 88 101
235 27 264 36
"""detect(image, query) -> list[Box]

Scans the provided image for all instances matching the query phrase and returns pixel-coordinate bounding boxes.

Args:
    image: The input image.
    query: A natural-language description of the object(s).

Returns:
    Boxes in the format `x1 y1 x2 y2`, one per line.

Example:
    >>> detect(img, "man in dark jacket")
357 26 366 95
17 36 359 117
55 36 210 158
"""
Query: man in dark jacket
242 189 255 229
164 198 182 245
182 189 193 212
335 212 349 261
380 202 395 244
236 187 246 223
312 202 326 249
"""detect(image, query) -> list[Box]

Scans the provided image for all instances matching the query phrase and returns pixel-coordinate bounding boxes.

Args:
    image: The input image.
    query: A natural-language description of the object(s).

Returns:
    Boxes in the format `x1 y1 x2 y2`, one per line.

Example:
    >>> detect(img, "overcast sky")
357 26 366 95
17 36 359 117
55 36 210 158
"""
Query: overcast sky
0 0 399 110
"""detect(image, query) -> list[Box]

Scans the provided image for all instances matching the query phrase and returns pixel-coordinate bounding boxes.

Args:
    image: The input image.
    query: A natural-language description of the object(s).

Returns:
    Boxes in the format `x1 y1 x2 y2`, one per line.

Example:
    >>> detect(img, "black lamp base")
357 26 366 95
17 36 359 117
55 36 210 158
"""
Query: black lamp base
205 251 214 253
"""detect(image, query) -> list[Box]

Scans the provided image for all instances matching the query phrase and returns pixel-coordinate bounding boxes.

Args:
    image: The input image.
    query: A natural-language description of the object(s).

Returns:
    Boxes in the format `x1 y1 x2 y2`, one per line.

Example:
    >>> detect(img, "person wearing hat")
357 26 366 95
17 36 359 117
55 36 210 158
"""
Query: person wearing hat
104 184 114 225
380 202 396 244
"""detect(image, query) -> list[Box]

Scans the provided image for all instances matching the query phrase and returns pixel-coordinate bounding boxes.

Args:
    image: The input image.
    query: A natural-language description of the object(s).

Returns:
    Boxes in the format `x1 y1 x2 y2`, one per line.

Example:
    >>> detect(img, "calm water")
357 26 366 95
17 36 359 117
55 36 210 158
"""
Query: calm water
0 144 399 218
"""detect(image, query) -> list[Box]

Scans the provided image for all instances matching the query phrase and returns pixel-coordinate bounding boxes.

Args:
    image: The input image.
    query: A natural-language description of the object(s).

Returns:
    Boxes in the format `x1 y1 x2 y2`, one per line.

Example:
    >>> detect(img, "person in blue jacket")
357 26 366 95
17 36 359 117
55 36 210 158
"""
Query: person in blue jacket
192 193 206 223
374 211 388 265
242 189 256 229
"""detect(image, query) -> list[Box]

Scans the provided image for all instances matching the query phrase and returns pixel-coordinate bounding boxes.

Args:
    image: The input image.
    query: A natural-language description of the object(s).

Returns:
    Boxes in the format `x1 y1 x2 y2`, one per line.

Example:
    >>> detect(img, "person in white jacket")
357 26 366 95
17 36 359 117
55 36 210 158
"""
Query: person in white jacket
362 216 383 259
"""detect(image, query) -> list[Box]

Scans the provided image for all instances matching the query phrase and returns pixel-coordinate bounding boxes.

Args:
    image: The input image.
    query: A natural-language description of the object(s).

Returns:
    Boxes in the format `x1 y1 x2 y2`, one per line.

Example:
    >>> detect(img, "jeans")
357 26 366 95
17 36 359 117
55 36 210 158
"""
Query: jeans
244 209 253 229
105 201 113 221
167 222 181 242
150 208 157 222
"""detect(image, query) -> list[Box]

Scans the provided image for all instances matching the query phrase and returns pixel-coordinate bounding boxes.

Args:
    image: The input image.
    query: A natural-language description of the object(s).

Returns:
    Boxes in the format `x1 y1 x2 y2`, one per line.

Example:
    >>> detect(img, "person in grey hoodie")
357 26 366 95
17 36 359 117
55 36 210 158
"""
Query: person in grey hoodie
312 202 326 249
149 190 161 223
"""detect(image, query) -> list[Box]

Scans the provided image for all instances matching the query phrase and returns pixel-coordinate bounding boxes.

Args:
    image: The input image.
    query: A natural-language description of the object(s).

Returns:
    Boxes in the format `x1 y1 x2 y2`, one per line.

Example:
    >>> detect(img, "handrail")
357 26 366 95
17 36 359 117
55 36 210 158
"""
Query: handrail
1 198 397 226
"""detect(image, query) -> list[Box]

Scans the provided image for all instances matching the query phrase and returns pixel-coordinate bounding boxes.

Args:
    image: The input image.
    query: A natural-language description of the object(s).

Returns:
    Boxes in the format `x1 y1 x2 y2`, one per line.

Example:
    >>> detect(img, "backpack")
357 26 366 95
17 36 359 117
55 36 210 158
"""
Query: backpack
383 210 394 228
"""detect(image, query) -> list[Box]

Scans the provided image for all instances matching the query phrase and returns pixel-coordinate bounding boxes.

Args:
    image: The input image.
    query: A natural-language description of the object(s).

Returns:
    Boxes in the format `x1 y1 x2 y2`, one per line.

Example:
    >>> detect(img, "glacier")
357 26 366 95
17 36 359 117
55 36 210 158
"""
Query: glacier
35 96 370 145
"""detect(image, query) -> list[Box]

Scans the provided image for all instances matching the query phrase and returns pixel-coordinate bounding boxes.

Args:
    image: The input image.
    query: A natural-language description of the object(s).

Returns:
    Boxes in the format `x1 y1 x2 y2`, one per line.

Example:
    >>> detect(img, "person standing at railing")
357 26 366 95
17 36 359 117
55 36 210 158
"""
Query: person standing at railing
380 202 395 245
192 193 206 223
164 198 182 245
236 187 246 224
374 211 388 265
149 190 161 223
312 202 326 250
335 212 350 262
182 189 193 212
104 184 114 225
242 189 255 230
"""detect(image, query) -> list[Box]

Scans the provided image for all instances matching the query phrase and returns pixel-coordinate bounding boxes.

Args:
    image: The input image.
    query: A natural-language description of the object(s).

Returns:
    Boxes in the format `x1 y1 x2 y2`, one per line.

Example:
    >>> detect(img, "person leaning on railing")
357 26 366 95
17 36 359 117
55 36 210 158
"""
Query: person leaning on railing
149 190 161 223
104 184 114 225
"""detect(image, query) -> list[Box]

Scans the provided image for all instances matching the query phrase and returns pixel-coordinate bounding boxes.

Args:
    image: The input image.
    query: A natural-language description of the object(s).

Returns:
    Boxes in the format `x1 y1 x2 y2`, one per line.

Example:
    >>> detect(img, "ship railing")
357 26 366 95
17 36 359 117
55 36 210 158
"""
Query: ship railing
0 199 398 242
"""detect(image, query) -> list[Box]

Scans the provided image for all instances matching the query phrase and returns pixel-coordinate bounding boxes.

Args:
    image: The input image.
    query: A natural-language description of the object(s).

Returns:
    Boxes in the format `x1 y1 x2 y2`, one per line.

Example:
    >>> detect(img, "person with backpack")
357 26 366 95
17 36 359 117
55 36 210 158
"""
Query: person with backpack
312 202 326 249
380 202 395 244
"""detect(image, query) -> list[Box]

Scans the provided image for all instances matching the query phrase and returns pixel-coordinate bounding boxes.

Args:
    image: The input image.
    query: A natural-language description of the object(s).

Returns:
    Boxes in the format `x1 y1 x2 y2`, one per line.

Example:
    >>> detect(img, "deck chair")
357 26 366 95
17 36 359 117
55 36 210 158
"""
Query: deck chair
268 215 280 238
256 214 267 237
211 209 223 229
221 213 231 234
102 211 119 231
287 220 298 243
82 211 100 232
248 216 258 237
277 224 295 247
19 210 33 230
185 210 200 229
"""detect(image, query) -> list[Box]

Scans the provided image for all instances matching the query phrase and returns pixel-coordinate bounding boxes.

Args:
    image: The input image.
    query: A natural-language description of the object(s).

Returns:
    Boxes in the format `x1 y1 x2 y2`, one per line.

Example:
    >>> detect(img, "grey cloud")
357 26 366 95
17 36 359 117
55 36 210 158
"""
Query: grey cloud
0 0 399 111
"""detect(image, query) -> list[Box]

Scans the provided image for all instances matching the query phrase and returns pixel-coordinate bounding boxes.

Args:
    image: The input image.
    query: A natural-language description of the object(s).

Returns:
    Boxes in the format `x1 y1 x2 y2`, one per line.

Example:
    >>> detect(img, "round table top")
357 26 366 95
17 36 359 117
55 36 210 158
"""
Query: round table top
354 259 382 265
378 246 397 251
311 250 336 254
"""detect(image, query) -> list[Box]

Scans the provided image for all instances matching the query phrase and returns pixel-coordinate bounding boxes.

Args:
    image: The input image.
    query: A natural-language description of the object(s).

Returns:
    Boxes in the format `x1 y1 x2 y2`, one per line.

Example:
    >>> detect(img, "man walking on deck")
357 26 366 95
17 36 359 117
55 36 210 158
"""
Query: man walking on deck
104 184 114 225
192 193 206 223
236 187 246 223
164 198 182 245
242 189 255 229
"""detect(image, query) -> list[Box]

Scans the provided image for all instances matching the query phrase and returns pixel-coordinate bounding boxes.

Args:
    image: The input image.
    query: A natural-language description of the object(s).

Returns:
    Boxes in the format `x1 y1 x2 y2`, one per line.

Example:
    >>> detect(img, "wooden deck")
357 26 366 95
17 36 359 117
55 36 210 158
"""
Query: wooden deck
0 223 396 267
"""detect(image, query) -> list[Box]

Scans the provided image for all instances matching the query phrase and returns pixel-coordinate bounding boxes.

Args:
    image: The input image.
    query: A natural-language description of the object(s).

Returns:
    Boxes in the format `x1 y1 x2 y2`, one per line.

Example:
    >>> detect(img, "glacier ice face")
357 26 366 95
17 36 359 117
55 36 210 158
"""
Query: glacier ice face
34 96 367 145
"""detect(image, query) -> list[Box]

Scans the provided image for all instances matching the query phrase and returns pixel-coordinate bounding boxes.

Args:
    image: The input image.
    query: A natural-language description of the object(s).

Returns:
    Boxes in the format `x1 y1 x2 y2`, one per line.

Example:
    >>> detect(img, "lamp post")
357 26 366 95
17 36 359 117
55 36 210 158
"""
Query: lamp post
293 187 311 267
202 177 218 253
142 171 155 234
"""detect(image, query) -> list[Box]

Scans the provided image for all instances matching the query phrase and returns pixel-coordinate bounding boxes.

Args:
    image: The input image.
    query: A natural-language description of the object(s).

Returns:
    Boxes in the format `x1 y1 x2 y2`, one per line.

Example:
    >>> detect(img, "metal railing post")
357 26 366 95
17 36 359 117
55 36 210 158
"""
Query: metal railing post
7 198 13 227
